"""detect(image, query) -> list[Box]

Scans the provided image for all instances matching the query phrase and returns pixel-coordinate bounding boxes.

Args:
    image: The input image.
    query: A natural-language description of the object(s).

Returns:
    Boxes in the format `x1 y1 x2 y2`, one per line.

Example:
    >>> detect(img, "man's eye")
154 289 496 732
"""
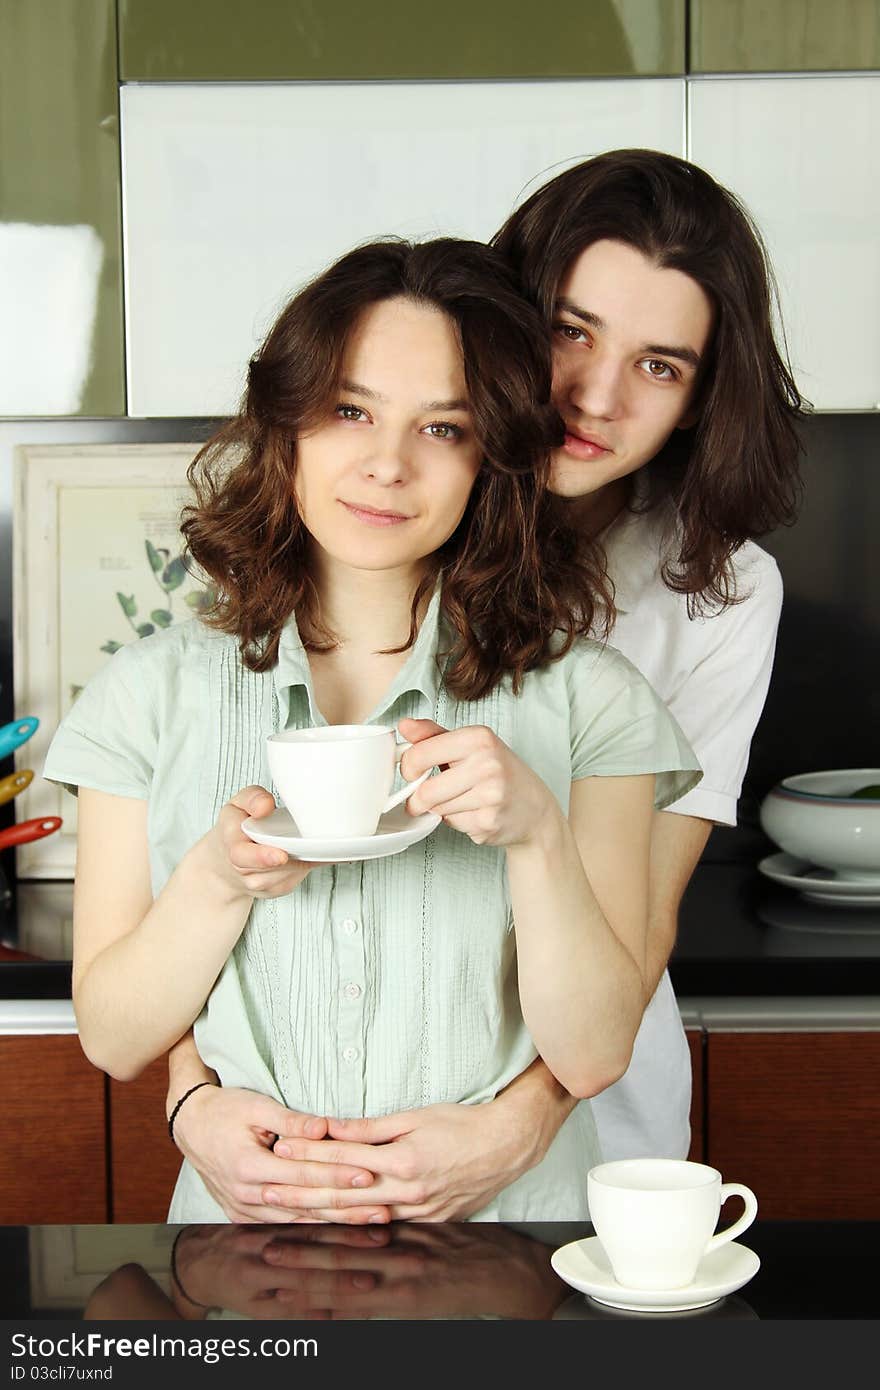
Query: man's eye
640 359 676 381
423 421 463 441
553 322 588 344
336 403 367 421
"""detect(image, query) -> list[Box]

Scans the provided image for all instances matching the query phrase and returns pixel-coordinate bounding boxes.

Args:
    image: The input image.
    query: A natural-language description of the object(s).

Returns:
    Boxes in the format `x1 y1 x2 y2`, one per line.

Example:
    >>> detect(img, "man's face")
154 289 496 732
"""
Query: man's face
549 239 714 504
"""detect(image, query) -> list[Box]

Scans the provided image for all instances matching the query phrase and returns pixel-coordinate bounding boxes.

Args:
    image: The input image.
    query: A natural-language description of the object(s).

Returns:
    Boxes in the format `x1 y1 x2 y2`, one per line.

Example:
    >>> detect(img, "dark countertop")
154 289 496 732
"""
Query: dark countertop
1 855 879 1001
2 1219 876 1321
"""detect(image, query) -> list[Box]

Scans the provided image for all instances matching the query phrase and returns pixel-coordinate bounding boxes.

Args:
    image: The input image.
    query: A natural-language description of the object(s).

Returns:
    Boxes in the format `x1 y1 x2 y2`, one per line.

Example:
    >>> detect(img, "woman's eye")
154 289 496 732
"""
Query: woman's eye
640 359 676 382
553 322 588 345
423 421 463 441
335 403 368 422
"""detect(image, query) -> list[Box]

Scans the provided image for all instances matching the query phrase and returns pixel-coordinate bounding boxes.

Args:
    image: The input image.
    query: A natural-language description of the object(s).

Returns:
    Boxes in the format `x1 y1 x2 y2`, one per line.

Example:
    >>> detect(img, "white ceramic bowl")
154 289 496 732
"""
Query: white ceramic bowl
759 769 880 880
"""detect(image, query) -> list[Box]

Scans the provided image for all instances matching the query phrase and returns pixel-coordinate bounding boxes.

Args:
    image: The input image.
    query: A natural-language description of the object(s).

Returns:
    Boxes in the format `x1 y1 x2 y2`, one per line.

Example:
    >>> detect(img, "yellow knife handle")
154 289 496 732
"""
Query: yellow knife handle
0 769 34 806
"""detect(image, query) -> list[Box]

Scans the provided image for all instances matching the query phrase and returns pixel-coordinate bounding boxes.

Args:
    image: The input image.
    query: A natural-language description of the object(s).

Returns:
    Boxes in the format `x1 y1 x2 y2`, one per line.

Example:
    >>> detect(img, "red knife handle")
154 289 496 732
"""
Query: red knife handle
0 816 63 849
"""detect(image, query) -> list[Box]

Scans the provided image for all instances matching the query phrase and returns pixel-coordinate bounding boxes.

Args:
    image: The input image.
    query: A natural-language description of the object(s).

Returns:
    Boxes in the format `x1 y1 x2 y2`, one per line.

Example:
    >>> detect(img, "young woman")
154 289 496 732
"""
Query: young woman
163 150 802 1225
45 236 699 1223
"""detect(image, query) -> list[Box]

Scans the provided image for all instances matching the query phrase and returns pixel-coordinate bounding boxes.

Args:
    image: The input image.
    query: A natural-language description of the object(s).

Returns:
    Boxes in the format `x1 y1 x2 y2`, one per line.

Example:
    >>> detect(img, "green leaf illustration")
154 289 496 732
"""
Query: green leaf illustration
117 592 137 618
185 589 215 614
136 623 155 638
145 539 164 573
151 609 173 628
161 556 187 591
100 641 122 655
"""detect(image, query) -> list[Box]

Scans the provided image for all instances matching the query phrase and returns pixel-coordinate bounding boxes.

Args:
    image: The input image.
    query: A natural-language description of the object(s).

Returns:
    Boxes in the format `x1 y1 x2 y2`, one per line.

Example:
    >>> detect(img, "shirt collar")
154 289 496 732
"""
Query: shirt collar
272 579 448 723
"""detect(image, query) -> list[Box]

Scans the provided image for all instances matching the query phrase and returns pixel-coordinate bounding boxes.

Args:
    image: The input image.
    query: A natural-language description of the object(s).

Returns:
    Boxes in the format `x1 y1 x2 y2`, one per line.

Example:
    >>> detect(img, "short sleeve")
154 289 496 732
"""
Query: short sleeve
567 643 702 811
42 641 158 800
663 553 783 825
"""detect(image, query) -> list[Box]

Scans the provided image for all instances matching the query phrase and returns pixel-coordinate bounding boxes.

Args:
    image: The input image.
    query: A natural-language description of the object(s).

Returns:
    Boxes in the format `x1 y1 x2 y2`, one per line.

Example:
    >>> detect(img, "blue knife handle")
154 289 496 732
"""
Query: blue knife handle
0 716 39 759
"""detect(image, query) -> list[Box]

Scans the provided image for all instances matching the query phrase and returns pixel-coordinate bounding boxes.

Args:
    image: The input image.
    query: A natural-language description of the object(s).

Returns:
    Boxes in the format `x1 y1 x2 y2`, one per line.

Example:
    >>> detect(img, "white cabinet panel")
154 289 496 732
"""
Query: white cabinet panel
122 81 684 417
690 76 880 412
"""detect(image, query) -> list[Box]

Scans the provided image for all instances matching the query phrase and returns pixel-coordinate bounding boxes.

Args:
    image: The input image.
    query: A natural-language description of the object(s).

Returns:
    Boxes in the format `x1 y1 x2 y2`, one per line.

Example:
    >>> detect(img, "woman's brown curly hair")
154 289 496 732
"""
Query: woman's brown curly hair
492 149 806 614
181 237 612 700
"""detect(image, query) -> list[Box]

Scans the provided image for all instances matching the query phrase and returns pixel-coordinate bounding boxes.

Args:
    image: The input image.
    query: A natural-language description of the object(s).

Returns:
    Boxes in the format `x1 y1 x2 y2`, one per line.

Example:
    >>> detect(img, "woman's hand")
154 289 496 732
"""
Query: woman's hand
398 718 560 848
171 1082 393 1225
196 785 319 902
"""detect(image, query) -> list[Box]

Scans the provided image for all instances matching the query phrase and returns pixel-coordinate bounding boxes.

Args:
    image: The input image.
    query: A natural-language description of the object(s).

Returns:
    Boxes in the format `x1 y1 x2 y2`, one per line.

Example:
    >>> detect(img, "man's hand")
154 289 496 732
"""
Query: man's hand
266 1060 574 1220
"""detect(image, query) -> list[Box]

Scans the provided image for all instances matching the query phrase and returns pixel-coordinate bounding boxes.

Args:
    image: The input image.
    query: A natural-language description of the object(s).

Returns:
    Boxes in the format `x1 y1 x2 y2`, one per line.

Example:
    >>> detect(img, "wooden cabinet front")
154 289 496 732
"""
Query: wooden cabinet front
706 1031 880 1219
685 1027 705 1162
109 1056 181 1223
0 1034 107 1223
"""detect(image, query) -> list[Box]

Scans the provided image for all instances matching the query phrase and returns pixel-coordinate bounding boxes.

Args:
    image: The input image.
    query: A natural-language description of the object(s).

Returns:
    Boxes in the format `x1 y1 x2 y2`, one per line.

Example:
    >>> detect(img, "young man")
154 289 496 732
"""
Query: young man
163 151 804 1222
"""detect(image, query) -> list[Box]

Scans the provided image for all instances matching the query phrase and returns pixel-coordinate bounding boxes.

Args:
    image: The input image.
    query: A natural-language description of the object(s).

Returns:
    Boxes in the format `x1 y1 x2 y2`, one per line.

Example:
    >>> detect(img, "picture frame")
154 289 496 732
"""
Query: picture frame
12 442 211 878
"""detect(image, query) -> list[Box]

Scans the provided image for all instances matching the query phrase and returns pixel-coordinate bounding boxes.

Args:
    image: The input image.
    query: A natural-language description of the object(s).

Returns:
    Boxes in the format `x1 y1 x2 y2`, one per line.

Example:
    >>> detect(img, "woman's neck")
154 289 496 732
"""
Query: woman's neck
312 551 428 654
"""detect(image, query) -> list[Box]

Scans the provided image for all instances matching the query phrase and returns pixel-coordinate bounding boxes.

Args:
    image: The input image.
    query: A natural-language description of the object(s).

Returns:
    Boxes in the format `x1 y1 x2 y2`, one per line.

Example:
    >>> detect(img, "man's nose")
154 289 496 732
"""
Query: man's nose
565 356 624 421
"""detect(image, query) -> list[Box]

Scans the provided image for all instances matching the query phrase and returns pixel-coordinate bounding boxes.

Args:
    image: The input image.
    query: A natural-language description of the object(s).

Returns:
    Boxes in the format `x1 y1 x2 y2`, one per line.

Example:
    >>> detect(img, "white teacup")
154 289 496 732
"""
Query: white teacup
587 1158 758 1291
266 724 431 839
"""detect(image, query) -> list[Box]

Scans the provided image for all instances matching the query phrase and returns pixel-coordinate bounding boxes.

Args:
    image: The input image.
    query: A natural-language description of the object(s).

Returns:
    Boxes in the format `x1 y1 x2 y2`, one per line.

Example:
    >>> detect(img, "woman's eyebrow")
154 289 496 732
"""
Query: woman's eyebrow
340 377 386 401
340 378 469 413
421 397 470 412
554 298 701 369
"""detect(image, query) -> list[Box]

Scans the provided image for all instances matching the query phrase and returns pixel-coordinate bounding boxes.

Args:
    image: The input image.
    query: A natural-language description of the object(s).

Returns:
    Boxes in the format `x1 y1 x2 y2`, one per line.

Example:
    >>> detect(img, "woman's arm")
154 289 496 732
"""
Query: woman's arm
400 720 654 1098
73 785 314 1080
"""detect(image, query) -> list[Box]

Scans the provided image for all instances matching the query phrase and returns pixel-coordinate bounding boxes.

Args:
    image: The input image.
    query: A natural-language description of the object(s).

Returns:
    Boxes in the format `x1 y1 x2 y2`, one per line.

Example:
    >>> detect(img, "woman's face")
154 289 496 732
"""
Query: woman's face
549 239 714 502
294 296 482 577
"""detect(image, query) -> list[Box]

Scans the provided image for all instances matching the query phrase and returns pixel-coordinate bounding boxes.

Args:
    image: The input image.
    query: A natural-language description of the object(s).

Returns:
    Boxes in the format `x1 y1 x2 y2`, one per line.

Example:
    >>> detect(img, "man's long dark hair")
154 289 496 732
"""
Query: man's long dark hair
182 237 612 699
493 149 805 611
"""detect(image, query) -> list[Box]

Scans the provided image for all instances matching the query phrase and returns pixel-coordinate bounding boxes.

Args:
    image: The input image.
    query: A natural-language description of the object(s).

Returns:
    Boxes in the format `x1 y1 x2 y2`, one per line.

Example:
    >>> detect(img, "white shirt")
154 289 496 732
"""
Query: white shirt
588 502 783 1161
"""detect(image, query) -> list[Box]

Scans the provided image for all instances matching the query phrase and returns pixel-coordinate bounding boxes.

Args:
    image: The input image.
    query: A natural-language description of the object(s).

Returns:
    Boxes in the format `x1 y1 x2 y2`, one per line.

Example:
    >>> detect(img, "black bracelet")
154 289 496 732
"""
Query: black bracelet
167 1081 217 1144
170 1228 214 1310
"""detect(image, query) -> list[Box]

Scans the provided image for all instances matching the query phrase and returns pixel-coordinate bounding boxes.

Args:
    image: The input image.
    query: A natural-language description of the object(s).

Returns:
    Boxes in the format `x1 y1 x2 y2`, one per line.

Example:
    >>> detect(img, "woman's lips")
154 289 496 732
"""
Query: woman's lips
340 500 413 527
562 431 612 461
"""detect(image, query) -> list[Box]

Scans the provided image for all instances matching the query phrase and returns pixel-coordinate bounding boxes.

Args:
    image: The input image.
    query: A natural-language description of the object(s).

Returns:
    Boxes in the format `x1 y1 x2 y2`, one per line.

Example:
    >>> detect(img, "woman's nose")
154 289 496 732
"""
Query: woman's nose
359 433 411 485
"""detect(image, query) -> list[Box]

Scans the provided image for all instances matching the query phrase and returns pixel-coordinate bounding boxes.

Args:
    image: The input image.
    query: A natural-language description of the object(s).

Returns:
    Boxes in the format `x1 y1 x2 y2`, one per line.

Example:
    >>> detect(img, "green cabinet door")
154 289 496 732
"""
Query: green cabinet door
0 0 125 416
119 0 686 79
690 0 880 73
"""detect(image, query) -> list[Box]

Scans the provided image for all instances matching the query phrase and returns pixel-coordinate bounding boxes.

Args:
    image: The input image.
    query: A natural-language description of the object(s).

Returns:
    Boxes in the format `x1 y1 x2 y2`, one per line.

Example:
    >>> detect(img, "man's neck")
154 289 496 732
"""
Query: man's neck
566 476 632 539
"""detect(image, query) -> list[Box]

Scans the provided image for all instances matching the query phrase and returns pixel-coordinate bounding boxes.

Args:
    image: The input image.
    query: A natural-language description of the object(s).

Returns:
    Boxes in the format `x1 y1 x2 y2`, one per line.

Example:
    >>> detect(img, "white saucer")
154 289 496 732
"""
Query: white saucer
241 803 441 862
550 1236 760 1313
758 852 880 906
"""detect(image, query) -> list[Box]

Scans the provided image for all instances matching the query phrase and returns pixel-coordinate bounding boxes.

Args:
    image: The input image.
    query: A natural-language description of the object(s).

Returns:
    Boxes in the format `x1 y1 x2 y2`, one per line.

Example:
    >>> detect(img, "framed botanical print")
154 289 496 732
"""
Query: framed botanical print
12 443 212 877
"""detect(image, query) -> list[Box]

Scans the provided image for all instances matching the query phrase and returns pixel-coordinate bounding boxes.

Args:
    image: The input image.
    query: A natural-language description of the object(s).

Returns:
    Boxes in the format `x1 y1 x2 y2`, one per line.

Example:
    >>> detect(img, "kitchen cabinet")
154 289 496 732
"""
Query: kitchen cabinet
689 75 880 411
704 1030 880 1219
109 1057 180 1224
118 0 686 80
0 0 125 417
685 1028 705 1162
0 1034 106 1224
122 79 685 416
689 0 880 73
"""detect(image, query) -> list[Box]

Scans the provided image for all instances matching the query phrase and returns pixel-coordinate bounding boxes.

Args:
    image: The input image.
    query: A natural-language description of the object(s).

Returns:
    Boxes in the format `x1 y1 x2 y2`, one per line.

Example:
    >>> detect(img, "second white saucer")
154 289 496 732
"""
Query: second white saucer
758 852 880 906
242 803 441 863
550 1235 760 1313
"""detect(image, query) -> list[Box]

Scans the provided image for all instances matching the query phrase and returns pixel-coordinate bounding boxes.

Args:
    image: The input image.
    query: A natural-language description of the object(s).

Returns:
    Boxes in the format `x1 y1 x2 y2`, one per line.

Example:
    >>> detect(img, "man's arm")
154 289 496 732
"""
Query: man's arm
644 809 713 998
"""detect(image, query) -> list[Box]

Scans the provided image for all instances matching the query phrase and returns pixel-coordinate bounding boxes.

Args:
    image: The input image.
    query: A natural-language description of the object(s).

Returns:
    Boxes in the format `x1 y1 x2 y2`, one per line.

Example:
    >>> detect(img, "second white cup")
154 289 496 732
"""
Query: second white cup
266 724 431 839
587 1158 758 1291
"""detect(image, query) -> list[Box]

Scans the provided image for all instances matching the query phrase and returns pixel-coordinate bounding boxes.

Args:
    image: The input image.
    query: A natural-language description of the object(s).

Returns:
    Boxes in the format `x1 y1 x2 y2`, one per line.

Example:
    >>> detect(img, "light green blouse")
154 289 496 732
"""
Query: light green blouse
45 586 700 1222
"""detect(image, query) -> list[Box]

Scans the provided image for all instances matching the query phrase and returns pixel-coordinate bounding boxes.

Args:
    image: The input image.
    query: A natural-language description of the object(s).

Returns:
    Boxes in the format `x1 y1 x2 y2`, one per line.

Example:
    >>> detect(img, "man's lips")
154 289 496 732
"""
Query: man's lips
561 428 612 461
340 500 413 526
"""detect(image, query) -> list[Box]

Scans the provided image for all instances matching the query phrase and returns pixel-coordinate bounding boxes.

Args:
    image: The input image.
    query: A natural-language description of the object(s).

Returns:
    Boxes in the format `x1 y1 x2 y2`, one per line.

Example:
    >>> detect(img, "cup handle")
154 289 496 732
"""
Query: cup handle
704 1183 758 1255
382 739 432 813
